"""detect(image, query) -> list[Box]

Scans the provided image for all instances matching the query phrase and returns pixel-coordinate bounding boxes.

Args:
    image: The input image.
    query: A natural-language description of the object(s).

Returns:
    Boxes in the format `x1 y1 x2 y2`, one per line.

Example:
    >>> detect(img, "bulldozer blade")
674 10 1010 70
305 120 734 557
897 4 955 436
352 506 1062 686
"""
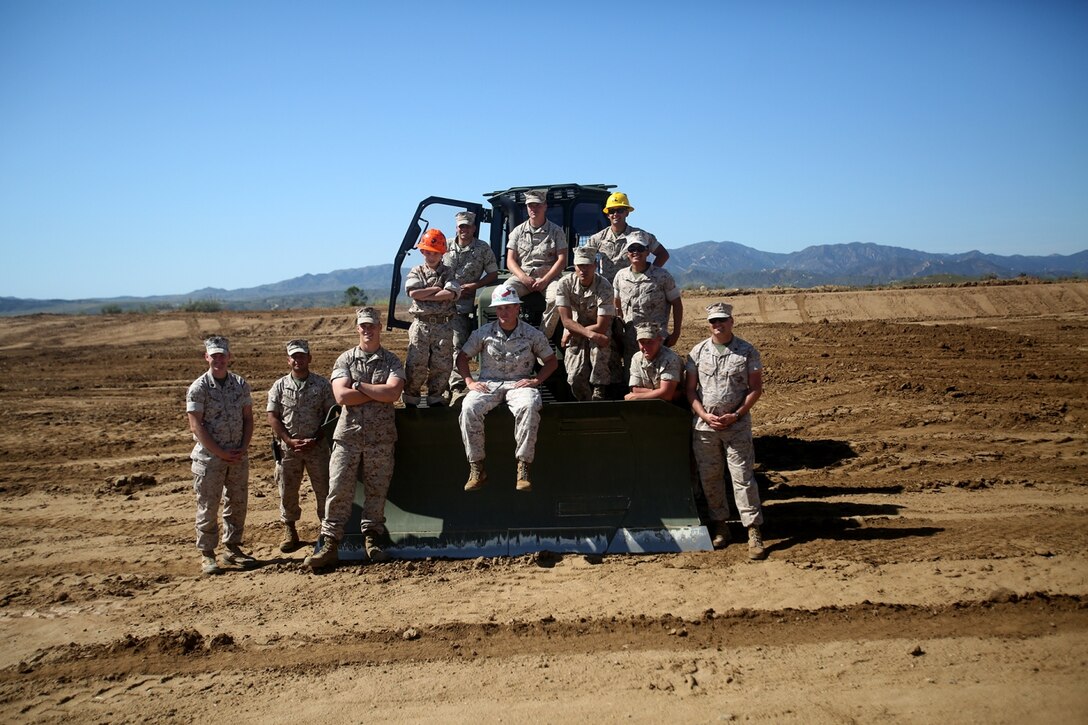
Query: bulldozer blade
338 400 712 559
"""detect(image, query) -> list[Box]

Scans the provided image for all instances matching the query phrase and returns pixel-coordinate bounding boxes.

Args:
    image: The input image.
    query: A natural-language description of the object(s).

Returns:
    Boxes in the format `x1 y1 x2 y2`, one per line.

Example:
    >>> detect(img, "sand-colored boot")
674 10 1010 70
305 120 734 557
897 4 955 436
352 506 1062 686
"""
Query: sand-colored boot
747 525 766 560
464 461 487 492
279 522 301 553
711 521 731 549
364 532 390 563
305 535 339 570
516 459 532 492
200 550 222 576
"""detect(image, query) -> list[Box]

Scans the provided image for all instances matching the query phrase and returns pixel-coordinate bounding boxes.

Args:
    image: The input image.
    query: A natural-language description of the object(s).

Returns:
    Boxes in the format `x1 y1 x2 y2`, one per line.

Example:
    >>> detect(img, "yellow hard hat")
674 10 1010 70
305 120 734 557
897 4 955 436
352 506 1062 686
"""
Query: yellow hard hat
603 191 634 214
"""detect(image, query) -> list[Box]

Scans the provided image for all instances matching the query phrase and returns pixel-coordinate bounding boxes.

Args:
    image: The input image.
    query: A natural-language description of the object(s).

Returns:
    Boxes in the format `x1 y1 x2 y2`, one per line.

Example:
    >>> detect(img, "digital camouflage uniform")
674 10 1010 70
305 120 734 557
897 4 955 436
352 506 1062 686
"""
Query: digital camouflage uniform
506 218 566 337
613 264 681 370
443 238 498 390
686 335 764 527
459 319 553 463
404 262 459 404
586 224 664 284
266 372 335 525
186 371 252 551
628 344 683 391
324 346 405 540
555 270 615 400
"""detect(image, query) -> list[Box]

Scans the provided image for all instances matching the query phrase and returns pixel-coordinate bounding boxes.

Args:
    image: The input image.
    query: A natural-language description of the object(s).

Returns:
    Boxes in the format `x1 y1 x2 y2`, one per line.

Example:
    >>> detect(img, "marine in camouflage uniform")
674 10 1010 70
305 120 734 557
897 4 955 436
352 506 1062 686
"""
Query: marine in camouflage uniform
586 190 670 284
404 249 459 407
555 246 615 401
625 322 684 402
613 234 683 373
505 189 568 339
185 335 255 575
685 303 767 560
443 210 498 393
266 338 336 552
456 285 558 492
307 307 405 569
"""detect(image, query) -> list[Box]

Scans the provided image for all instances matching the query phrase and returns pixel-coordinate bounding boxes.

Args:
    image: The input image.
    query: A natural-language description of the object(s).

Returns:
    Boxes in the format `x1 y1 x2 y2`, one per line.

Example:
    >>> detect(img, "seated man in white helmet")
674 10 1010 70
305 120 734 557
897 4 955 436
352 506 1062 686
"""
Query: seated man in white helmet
455 285 558 493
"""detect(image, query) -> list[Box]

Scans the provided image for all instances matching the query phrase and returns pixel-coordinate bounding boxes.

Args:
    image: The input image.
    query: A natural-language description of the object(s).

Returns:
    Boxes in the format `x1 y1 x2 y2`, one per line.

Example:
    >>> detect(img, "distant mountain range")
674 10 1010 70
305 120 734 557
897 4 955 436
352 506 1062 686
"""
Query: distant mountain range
3 241 1085 315
667 241 1088 289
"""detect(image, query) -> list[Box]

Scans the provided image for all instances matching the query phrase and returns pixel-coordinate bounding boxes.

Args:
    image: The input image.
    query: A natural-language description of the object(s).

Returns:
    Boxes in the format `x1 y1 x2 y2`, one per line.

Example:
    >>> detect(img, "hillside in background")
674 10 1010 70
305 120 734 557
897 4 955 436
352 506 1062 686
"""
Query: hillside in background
3 242 1085 315
665 242 1088 288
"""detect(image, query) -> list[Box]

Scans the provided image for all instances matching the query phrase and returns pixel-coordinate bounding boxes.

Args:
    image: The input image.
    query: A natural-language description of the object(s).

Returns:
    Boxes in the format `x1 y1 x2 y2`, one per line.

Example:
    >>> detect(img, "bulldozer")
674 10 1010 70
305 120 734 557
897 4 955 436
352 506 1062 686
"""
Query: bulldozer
337 184 712 559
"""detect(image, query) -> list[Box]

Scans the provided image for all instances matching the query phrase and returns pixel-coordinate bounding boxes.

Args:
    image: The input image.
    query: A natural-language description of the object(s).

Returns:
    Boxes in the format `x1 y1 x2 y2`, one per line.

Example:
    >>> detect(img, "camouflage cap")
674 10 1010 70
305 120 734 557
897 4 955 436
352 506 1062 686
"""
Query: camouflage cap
706 302 733 321
635 322 661 340
286 339 310 355
356 307 381 325
573 247 596 265
204 336 229 355
455 210 476 227
524 189 547 205
625 230 649 252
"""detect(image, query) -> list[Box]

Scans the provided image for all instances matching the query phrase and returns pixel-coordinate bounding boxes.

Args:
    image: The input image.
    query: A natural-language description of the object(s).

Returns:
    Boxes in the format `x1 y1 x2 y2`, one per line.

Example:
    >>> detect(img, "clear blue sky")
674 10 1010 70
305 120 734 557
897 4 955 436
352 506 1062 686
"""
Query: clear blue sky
2 0 1086 299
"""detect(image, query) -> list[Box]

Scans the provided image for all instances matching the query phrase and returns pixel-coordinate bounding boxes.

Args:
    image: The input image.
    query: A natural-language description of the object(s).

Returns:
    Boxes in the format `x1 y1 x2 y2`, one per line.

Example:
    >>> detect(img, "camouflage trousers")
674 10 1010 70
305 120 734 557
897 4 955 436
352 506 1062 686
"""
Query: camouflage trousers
506 277 560 338
448 312 474 391
191 457 248 551
405 317 454 404
322 436 395 541
565 337 611 401
275 441 331 524
459 382 542 463
692 422 763 527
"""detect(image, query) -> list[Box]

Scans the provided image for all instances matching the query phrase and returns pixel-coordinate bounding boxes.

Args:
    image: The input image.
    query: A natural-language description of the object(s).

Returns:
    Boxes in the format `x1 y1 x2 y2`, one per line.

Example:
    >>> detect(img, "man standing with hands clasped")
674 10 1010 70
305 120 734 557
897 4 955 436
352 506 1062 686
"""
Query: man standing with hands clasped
686 303 767 560
186 336 256 575
267 339 336 553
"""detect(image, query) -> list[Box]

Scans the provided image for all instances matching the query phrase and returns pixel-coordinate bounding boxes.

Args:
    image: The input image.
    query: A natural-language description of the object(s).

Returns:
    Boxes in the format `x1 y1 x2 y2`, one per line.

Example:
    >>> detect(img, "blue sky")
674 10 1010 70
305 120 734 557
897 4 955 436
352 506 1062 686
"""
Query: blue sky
1 0 1086 299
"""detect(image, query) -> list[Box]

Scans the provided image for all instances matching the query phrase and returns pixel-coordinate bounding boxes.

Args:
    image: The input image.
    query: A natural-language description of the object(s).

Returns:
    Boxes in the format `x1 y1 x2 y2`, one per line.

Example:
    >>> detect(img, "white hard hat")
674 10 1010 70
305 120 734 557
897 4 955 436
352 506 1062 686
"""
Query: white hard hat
490 285 522 307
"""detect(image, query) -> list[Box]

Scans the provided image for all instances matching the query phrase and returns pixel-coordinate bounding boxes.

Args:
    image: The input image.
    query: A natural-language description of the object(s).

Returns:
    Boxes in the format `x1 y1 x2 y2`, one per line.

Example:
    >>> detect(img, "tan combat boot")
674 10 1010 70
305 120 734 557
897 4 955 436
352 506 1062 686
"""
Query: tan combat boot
747 525 766 560
223 542 257 568
364 533 390 563
279 522 301 553
711 521 731 549
464 461 487 492
200 550 222 576
305 535 339 570
516 460 532 492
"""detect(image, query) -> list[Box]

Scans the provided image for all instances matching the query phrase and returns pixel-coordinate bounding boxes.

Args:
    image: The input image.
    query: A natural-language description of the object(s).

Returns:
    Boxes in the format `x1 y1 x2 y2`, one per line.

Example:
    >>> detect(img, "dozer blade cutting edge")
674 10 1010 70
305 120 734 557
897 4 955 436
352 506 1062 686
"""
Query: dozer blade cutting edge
338 399 712 559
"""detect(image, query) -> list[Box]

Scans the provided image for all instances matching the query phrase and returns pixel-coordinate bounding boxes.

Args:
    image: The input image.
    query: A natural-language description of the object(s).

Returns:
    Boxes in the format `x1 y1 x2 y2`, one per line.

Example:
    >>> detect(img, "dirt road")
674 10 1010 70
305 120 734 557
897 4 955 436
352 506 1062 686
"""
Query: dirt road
1 282 1086 723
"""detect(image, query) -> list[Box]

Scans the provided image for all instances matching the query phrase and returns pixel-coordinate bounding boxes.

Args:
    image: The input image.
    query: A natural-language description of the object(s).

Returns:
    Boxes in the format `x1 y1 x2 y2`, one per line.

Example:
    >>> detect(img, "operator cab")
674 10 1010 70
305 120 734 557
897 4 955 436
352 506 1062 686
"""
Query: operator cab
386 183 614 331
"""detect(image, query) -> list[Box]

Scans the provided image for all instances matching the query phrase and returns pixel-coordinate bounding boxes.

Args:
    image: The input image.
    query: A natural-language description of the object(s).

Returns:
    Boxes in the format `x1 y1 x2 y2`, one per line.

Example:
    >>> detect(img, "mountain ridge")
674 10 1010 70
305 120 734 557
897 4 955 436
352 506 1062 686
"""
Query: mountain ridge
3 241 1084 315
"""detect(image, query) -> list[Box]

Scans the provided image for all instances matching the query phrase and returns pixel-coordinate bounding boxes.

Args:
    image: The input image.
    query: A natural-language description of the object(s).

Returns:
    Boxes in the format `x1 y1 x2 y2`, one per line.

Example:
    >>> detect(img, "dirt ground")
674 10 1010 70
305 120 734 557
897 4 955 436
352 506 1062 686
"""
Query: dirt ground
1 281 1086 724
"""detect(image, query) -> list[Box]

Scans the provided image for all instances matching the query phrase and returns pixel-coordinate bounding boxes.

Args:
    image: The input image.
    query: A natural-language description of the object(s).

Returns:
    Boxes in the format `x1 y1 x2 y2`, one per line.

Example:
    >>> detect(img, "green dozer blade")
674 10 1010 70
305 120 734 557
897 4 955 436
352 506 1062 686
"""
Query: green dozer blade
338 400 712 559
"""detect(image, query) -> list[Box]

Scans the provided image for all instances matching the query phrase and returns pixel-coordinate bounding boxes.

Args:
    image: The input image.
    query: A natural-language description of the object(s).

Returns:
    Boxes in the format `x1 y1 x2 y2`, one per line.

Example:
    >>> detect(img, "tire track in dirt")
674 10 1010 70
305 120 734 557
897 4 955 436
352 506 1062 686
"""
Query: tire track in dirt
4 595 1083 681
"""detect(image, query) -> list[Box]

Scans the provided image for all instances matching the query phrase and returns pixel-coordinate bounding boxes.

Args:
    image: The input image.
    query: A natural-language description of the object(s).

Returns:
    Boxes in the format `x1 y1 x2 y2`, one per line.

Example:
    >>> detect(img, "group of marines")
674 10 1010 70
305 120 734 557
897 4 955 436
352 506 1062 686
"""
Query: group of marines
184 190 767 575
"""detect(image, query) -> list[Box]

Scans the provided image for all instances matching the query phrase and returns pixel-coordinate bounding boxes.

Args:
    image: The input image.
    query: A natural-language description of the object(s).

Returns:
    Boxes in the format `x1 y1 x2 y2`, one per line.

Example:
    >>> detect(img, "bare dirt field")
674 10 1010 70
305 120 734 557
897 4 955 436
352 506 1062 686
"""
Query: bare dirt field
1 281 1086 723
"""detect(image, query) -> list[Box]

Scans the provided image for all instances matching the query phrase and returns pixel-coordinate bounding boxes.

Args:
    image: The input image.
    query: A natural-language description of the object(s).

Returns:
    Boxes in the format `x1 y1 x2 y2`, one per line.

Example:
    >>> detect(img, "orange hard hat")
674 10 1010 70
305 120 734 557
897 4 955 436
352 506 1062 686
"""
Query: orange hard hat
417 228 447 254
